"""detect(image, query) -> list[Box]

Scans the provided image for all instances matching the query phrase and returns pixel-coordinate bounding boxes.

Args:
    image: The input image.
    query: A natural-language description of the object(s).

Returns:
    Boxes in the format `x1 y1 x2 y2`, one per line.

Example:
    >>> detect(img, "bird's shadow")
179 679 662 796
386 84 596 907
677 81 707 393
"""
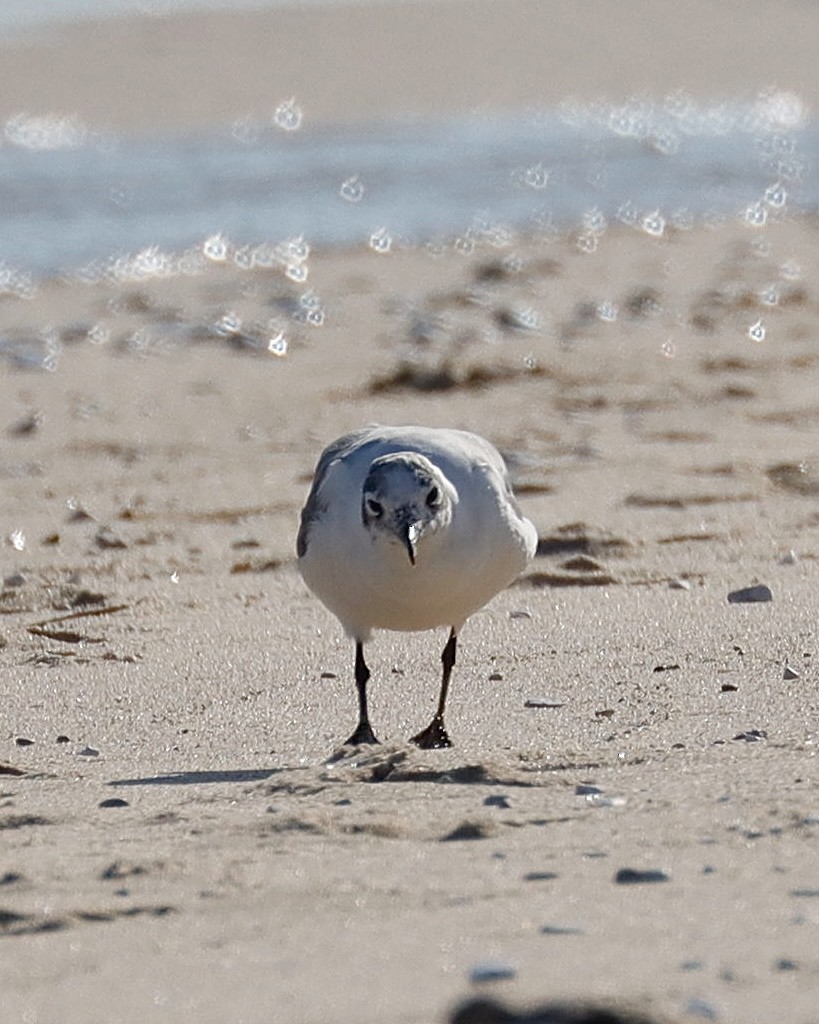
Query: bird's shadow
107 768 283 787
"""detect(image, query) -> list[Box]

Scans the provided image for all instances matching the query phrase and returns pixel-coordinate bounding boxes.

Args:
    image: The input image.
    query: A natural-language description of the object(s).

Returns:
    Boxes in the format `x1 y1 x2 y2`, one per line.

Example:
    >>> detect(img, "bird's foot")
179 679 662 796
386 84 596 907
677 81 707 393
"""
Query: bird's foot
343 721 381 747
410 716 452 749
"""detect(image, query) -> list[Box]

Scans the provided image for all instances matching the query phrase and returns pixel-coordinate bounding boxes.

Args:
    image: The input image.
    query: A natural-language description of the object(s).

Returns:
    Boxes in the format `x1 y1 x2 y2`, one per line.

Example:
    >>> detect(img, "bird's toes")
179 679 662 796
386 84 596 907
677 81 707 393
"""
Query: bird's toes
343 722 381 747
410 717 453 749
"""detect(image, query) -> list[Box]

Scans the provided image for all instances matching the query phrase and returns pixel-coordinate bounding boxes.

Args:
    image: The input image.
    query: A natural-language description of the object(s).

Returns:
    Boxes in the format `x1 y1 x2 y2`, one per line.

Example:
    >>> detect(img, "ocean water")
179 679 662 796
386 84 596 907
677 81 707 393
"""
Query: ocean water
0 0 815 284
0 95 815 286
0 0 401 31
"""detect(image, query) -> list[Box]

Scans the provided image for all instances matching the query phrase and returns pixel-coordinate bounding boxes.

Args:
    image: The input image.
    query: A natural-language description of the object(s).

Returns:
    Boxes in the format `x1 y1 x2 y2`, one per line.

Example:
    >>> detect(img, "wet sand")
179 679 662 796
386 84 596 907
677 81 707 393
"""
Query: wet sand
1 3 818 1023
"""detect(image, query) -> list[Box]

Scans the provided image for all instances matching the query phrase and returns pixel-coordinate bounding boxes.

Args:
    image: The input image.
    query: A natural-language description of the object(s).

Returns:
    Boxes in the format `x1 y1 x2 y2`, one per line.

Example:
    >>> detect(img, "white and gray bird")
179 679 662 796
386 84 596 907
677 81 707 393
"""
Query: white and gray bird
297 425 537 749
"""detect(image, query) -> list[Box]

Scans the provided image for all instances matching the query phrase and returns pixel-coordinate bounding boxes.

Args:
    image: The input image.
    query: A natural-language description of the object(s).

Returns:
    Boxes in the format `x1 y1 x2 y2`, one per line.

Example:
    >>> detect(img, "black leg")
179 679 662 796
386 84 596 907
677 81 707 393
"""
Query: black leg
343 641 380 746
411 628 456 749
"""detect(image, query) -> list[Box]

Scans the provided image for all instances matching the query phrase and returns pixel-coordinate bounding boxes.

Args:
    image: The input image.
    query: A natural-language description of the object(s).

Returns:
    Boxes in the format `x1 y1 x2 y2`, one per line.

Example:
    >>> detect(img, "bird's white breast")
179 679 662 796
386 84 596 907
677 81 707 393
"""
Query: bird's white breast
299 452 535 640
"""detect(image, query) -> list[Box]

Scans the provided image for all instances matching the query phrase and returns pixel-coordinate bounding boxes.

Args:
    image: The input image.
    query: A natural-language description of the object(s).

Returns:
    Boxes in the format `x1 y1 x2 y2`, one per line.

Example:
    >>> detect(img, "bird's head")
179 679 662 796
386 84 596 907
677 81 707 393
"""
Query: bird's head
361 452 454 565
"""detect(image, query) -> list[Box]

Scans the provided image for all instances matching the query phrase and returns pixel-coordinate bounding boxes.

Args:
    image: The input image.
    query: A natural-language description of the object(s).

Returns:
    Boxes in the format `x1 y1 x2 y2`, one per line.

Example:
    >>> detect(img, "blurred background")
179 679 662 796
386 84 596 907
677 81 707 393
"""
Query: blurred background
0 0 815 282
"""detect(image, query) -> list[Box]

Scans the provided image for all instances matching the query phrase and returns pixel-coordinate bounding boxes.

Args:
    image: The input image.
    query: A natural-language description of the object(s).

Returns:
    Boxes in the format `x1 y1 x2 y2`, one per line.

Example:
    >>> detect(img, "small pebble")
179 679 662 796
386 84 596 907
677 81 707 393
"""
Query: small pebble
775 958 798 971
783 664 799 680
525 697 564 708
668 578 691 590
320 671 337 680
727 584 772 604
523 871 558 882
615 868 670 885
55 735 70 744
575 783 603 796
488 672 503 681
67 502 95 523
540 924 583 935
484 794 511 809
778 549 798 565
509 609 532 619
99 798 129 808
732 729 767 742
720 683 738 692
94 526 127 550
14 737 34 747
685 997 718 1020
468 962 517 984
6 411 42 437
586 793 627 808
3 572 26 588
77 745 100 757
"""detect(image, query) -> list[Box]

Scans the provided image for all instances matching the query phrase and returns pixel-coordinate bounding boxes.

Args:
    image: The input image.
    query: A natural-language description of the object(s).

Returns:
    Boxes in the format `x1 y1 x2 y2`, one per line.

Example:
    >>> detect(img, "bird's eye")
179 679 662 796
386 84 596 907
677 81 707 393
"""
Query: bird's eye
426 486 440 507
365 497 383 518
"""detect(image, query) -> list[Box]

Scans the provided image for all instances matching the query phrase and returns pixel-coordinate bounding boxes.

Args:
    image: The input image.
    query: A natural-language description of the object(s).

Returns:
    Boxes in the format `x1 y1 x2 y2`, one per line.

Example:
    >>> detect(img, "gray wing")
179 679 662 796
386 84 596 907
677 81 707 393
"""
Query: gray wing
296 427 379 558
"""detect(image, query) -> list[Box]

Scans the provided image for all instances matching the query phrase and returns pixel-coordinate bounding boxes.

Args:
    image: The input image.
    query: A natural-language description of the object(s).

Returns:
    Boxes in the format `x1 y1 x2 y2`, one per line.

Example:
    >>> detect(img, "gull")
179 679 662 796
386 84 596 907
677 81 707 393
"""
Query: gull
297 425 537 749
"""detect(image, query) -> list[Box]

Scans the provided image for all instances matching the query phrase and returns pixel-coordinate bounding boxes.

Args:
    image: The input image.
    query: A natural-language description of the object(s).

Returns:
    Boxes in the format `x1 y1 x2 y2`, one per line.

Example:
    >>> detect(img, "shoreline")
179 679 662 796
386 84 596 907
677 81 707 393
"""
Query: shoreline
1 111 814 284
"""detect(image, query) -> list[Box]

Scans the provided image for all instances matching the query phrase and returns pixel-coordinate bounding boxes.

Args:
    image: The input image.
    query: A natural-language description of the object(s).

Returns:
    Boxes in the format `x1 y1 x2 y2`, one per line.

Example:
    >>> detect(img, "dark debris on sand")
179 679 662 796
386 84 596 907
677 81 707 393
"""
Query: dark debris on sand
452 997 664 1024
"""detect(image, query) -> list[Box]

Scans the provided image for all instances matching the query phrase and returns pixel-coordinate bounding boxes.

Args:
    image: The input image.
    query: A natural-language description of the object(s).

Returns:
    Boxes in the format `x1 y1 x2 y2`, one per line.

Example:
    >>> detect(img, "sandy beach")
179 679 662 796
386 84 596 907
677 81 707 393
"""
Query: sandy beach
1 3 818 1023
1 0 818 134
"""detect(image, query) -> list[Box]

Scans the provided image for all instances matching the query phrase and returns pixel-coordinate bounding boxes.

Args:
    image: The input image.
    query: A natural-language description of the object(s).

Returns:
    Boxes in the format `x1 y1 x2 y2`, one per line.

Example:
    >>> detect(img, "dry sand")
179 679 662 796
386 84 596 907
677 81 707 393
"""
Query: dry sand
1 3 818 1024
2 211 817 1024
0 0 817 133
